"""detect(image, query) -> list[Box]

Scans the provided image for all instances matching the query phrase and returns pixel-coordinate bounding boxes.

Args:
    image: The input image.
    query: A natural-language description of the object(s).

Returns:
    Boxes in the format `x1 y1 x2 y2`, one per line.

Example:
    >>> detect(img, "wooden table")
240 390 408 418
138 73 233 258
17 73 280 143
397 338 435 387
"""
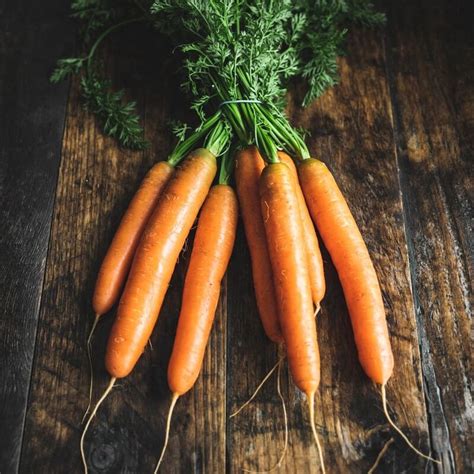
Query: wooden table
0 1 472 472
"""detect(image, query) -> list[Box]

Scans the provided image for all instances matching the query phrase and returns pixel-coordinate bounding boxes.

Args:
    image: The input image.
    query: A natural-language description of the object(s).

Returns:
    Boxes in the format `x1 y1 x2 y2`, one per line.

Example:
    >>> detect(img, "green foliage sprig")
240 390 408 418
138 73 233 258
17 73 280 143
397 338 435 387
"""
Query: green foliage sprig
51 1 148 150
53 0 384 155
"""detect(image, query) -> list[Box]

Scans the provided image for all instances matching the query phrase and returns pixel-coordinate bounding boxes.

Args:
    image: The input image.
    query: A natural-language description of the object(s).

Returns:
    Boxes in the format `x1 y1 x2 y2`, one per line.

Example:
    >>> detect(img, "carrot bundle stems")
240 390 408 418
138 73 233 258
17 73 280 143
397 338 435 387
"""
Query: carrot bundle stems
80 377 116 474
154 393 179 474
381 385 440 464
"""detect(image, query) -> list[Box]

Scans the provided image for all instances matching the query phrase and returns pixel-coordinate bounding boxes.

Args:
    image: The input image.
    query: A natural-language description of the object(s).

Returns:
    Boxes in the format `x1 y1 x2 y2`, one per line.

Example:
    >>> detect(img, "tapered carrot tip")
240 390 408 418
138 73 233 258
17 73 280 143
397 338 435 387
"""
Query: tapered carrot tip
381 385 441 465
154 393 180 473
230 356 283 419
367 438 394 474
82 313 101 423
307 392 326 474
240 350 289 473
80 377 116 474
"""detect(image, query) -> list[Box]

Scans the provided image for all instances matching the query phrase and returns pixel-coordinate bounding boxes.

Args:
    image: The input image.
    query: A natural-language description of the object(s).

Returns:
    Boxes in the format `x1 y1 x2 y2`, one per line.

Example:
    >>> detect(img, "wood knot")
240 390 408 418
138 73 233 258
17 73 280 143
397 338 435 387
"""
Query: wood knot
90 442 120 470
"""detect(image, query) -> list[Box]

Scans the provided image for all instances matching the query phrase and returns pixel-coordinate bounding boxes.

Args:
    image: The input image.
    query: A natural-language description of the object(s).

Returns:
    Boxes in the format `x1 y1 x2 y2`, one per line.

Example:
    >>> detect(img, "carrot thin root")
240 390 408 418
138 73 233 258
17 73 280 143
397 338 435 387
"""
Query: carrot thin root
313 304 320 318
308 392 326 474
230 348 285 419
367 437 394 474
154 393 179 473
82 314 100 423
241 350 288 473
80 376 116 474
381 384 440 464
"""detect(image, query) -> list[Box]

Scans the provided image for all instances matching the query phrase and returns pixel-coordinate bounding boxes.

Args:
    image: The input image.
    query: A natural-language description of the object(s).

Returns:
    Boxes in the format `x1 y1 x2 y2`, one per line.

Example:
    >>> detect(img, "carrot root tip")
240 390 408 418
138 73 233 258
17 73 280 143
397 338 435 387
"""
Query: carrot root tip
80 377 116 474
82 314 101 423
381 384 441 465
154 393 179 474
240 353 288 473
230 354 284 419
308 392 326 474
367 437 394 474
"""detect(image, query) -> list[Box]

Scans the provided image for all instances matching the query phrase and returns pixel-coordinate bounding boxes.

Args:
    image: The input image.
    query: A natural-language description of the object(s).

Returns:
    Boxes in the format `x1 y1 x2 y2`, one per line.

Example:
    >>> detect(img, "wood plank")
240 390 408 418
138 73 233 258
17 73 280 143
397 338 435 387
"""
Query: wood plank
0 0 74 471
227 25 430 473
20 26 227 473
385 0 474 471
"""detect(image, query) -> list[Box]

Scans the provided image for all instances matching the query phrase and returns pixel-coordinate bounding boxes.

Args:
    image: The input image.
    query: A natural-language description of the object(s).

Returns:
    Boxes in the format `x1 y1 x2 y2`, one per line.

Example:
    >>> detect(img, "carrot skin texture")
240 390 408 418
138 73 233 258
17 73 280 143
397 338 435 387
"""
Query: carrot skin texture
92 161 174 316
168 185 238 395
235 147 283 343
260 163 320 394
298 158 394 385
278 152 326 306
105 149 217 379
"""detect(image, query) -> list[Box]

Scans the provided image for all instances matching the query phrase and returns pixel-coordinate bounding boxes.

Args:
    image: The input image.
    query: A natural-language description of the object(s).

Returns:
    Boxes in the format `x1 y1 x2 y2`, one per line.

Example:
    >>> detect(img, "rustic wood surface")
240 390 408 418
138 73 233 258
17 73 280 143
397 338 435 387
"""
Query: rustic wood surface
0 0 472 473
0 0 74 471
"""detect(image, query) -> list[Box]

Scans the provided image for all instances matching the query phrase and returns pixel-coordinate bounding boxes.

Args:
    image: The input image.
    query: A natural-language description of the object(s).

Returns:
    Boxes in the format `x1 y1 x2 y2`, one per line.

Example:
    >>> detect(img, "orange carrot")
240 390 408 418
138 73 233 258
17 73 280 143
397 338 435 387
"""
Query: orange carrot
260 162 325 473
83 160 173 419
278 152 325 309
298 158 439 464
154 184 238 472
298 158 393 384
235 146 283 343
168 184 238 395
93 161 174 317
105 149 217 379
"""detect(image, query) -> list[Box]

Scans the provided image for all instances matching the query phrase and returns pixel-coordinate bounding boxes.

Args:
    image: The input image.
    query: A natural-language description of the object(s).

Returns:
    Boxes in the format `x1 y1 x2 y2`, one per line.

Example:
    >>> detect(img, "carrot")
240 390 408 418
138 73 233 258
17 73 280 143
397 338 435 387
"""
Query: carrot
260 162 325 473
80 149 216 474
298 158 440 464
92 161 175 317
278 152 325 310
154 184 238 472
81 124 228 473
82 161 174 419
168 184 238 394
235 146 283 343
106 149 217 379
298 158 392 384
234 147 287 470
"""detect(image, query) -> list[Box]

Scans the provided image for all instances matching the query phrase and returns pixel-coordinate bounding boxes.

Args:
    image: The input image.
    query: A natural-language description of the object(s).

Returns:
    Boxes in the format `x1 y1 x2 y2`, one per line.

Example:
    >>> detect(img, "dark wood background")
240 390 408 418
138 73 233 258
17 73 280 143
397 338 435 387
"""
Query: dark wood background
0 0 472 472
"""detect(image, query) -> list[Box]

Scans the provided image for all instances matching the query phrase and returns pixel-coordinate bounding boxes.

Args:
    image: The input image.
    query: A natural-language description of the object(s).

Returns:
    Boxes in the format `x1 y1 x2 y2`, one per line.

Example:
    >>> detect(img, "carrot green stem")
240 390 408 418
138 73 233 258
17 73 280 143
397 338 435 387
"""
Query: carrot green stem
167 111 222 166
86 18 147 74
204 120 230 157
218 146 235 185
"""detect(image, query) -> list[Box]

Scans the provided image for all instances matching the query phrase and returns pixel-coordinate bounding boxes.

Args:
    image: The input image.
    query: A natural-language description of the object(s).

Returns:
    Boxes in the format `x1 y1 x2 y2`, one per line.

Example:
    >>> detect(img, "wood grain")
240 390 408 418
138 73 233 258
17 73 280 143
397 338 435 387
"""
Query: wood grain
20 27 226 473
0 0 74 471
10 1 473 473
385 0 474 471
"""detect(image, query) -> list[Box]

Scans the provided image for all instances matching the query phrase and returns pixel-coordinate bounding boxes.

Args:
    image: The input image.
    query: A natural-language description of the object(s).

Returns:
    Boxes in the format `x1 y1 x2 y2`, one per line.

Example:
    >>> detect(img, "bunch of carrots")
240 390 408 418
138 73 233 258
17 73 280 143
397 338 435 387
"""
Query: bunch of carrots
52 1 442 472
